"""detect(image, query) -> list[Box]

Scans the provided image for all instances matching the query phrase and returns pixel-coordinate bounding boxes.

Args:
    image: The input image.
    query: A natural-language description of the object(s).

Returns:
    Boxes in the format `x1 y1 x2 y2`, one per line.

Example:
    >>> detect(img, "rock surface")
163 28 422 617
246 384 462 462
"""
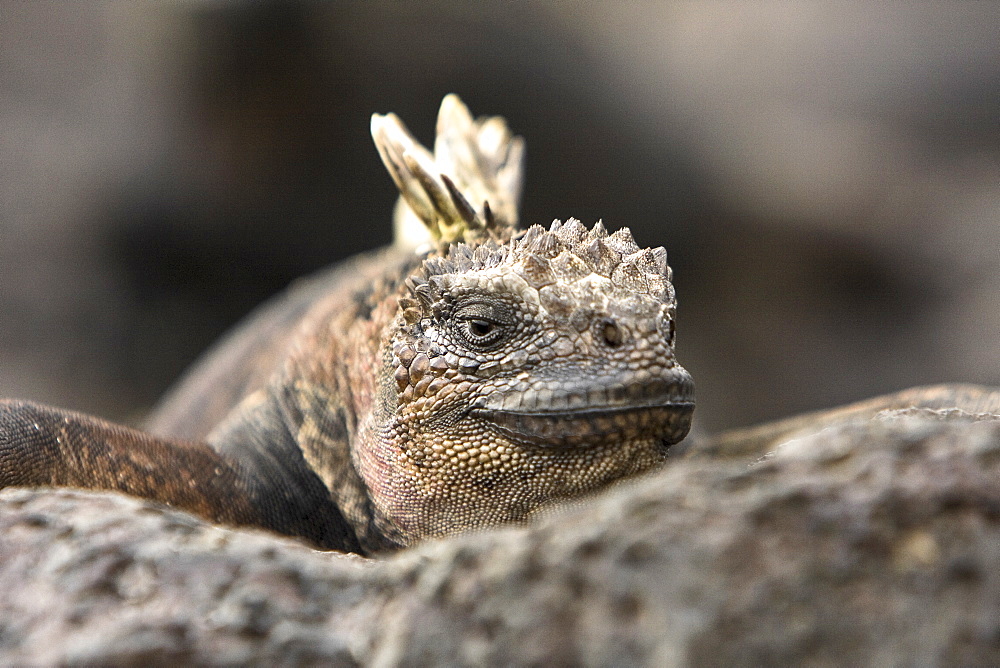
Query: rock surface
2 410 1000 665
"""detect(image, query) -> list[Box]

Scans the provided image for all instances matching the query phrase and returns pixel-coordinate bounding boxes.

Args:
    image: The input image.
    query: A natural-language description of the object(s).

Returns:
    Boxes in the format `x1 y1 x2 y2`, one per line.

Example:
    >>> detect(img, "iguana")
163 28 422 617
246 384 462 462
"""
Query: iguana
1 96 997 555
0 96 695 554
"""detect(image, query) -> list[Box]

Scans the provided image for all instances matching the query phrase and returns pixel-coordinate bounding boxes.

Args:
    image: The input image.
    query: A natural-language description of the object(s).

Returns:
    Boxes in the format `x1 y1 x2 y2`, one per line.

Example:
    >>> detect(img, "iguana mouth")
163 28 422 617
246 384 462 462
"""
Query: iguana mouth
474 402 694 448
471 372 695 448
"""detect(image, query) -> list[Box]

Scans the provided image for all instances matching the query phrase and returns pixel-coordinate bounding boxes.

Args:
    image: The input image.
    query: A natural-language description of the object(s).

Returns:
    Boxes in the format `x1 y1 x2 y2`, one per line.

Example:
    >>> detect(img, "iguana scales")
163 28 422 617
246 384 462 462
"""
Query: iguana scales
1 96 997 555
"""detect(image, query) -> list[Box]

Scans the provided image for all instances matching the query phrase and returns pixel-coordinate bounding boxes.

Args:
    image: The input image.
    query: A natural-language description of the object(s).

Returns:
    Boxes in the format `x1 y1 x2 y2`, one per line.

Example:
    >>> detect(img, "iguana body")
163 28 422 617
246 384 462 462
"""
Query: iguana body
0 97 695 554
0 97 996 554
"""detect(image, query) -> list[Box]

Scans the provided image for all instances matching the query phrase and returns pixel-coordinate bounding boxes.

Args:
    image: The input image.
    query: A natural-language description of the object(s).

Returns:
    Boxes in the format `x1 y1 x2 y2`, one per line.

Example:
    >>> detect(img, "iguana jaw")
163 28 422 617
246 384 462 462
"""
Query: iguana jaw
474 402 694 449
470 369 695 448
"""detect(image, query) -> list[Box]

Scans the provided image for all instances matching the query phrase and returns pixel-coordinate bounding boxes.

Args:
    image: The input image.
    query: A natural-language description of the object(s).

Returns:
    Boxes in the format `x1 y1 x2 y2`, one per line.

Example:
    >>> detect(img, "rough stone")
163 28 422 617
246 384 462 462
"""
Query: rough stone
2 410 999 665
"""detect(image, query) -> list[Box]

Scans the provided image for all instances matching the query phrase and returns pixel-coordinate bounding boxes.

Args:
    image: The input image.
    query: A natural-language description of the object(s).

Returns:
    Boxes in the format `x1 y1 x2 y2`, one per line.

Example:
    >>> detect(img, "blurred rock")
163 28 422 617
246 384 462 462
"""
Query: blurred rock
2 408 999 665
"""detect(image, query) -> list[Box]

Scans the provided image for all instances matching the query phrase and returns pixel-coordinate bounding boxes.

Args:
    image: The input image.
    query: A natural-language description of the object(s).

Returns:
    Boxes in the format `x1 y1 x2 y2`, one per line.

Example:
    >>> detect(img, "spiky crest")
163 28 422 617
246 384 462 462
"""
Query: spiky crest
371 95 524 249
407 218 672 300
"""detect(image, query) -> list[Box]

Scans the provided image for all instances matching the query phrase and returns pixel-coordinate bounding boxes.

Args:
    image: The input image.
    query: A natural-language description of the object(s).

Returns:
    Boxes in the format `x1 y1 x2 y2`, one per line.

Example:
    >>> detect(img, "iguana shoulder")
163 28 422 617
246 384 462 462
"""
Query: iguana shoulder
148 245 412 441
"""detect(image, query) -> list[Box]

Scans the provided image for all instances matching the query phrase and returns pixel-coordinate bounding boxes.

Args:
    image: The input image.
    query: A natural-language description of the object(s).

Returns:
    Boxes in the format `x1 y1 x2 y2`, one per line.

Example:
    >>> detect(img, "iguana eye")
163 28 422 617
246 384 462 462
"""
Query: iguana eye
469 319 494 337
452 300 514 350
459 317 505 348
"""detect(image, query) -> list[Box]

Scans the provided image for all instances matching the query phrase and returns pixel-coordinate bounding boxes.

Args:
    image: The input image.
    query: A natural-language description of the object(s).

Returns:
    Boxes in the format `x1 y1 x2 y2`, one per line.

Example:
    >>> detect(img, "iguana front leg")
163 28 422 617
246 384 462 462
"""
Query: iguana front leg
0 399 257 518
0 400 358 550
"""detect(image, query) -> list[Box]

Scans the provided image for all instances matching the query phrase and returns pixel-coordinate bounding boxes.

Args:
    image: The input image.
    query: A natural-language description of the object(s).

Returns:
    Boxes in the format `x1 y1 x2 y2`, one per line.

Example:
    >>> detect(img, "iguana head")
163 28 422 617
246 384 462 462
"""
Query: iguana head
358 97 693 542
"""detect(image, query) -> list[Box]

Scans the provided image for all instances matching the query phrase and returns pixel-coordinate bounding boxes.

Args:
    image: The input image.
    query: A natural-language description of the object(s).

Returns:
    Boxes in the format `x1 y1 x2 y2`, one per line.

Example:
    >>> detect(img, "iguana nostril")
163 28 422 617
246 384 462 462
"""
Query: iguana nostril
600 319 624 348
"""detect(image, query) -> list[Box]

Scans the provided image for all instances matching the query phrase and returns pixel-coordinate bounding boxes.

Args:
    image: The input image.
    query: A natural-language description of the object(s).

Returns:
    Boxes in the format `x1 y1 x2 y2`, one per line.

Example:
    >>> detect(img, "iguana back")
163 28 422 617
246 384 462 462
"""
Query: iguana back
148 247 409 442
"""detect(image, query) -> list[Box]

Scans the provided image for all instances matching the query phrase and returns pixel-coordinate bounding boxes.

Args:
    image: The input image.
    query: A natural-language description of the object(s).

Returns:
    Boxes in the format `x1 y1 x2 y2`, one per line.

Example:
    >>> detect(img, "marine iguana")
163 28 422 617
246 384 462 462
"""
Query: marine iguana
2 97 998 554
0 96 695 554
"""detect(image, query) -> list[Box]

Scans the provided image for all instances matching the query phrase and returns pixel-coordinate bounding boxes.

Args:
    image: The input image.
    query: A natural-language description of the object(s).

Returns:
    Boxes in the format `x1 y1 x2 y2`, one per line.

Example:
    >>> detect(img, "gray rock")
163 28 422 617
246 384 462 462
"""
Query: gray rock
2 410 1000 665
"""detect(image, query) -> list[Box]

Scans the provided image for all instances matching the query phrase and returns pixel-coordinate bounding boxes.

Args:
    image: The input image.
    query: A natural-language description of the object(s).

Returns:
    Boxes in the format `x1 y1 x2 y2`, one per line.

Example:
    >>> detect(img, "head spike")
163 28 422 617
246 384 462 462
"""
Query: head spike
611 259 649 293
402 152 451 221
551 251 590 281
373 96 525 249
534 231 564 259
557 218 588 244
583 238 620 277
607 227 640 254
626 248 660 275
516 224 545 249
441 174 481 228
651 247 668 276
483 200 497 231
517 252 556 288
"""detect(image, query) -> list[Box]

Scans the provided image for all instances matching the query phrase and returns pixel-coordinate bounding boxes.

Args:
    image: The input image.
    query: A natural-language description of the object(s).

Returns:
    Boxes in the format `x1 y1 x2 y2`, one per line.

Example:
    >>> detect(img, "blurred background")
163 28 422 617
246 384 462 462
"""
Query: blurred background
1 1 998 432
